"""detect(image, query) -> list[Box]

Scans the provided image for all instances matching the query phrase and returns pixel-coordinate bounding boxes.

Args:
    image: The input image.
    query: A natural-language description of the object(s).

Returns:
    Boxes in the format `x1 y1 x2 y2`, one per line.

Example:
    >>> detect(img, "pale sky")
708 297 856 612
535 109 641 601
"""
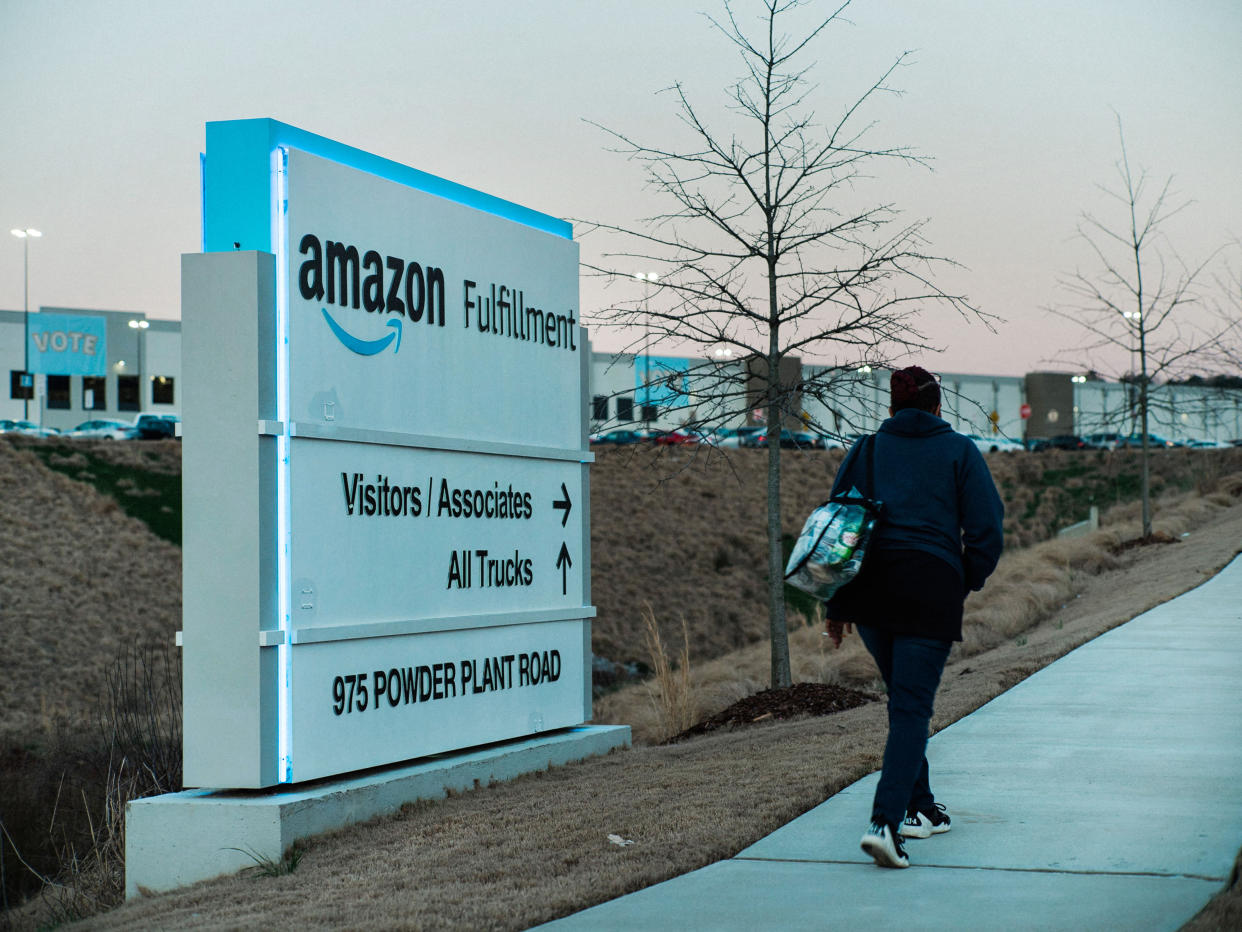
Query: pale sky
2 0 1239 377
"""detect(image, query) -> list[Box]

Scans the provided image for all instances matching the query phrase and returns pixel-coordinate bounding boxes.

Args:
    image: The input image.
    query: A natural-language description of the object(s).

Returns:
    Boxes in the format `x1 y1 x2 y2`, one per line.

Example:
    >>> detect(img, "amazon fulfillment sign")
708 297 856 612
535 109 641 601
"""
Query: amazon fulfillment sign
181 120 593 788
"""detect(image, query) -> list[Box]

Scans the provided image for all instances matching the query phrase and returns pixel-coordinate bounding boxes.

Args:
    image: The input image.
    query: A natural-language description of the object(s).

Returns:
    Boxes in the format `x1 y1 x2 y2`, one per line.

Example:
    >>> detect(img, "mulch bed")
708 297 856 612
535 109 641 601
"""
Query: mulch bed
667 682 878 743
1111 531 1183 553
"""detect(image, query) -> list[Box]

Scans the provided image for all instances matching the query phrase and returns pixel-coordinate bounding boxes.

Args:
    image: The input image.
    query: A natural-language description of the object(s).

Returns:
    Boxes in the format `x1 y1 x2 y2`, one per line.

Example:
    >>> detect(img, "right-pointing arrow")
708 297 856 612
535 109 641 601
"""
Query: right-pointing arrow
556 542 572 596
553 483 572 528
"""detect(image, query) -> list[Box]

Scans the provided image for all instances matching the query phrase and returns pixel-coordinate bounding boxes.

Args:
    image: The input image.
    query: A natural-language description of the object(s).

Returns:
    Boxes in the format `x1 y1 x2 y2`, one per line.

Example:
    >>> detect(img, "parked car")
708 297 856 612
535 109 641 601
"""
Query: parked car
131 413 180 440
1116 433 1176 450
1083 432 1122 451
793 430 849 450
65 418 135 440
0 419 59 437
687 429 720 445
652 429 698 445
1184 438 1231 449
964 433 1023 454
812 432 847 450
756 429 823 450
738 427 766 448
1029 434 1086 452
589 429 644 445
713 426 764 448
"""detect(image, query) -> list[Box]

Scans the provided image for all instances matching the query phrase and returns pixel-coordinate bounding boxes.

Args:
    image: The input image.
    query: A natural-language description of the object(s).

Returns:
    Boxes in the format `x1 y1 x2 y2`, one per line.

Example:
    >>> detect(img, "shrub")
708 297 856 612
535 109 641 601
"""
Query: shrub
641 604 696 742
0 645 181 922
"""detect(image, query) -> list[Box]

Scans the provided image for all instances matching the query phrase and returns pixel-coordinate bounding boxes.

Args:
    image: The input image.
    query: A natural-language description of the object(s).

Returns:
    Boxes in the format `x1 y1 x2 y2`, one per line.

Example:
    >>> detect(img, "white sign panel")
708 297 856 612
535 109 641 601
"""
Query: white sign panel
290 619 584 780
289 438 585 630
276 144 589 785
285 148 582 450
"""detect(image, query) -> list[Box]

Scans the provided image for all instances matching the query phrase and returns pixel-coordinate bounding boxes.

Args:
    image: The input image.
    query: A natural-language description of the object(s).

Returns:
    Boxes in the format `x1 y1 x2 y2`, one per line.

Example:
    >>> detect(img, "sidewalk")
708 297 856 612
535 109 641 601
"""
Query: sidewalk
543 555 1242 931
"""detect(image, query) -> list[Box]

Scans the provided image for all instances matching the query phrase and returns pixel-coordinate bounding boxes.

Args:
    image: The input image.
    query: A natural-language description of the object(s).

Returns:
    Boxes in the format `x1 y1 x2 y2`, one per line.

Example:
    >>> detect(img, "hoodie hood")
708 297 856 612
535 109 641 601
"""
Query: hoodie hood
878 408 954 438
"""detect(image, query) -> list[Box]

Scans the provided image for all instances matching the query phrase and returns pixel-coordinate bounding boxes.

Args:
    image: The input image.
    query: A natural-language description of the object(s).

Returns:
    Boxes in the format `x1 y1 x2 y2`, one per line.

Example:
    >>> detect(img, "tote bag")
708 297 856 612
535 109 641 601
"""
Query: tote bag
783 435 883 601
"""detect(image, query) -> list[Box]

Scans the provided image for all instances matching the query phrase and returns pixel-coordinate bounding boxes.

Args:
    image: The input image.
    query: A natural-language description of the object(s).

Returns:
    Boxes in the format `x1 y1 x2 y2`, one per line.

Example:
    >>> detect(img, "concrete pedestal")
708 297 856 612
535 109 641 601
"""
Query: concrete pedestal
126 725 629 898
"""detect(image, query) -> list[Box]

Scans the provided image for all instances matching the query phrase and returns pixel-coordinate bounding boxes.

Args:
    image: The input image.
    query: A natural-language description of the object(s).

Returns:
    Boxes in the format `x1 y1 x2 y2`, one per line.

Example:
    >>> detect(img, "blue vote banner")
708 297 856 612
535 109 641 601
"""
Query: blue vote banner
27 314 107 376
636 355 690 407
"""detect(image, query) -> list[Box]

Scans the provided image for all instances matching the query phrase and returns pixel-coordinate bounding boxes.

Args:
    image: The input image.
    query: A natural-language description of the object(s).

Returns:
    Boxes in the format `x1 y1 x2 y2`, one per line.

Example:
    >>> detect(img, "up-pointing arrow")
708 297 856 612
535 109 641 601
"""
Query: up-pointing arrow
553 482 572 528
556 542 572 596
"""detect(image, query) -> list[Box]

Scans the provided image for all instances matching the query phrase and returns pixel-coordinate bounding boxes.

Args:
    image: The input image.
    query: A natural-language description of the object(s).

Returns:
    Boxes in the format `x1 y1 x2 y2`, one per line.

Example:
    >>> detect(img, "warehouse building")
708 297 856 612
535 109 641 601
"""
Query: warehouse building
1 307 180 430
589 354 1242 445
5 307 1237 443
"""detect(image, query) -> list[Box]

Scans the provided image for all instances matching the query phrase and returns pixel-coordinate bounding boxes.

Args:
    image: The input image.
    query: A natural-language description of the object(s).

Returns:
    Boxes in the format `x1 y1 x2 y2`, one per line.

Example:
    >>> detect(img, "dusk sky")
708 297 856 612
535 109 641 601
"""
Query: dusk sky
2 0 1239 377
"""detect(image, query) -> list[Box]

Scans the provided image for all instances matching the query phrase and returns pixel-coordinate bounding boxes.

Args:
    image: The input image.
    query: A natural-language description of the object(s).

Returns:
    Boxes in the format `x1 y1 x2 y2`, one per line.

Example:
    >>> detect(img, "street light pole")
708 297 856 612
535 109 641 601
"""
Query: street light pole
1071 374 1086 434
128 318 150 409
11 228 41 420
634 272 658 424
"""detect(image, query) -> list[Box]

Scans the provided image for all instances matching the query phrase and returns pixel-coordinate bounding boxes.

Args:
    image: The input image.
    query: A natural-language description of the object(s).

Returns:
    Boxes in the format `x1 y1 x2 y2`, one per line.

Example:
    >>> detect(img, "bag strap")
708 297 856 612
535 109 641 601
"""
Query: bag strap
864 433 877 498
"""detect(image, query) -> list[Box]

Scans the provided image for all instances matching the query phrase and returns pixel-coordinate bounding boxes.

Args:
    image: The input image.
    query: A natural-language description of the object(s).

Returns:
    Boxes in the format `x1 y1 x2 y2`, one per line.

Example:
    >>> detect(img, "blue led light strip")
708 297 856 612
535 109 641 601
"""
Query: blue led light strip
204 119 572 258
271 146 293 782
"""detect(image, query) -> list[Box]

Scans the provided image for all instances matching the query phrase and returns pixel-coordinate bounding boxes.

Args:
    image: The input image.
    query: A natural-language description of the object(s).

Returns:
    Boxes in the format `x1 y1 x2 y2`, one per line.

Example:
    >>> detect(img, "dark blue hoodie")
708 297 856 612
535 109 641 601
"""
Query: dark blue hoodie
831 408 1004 591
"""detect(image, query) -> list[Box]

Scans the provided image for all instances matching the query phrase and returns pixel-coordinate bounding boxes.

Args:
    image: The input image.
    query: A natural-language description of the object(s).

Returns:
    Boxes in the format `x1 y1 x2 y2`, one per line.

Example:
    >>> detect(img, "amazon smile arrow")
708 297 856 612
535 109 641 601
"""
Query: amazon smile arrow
321 308 403 356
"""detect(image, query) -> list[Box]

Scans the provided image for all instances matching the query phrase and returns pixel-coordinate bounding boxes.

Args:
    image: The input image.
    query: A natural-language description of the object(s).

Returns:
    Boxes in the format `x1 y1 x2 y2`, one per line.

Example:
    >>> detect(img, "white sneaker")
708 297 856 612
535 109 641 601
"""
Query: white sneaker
900 804 952 839
860 820 910 868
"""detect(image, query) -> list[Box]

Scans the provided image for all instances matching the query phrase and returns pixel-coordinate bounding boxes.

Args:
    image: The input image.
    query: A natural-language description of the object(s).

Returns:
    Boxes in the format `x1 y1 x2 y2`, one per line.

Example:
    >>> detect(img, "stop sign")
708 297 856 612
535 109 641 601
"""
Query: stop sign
1020 403 1032 420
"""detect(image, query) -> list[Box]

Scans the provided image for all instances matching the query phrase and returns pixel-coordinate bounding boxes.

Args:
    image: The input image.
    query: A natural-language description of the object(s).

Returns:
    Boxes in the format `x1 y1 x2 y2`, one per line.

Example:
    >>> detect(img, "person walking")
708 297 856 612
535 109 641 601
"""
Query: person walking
825 365 1004 868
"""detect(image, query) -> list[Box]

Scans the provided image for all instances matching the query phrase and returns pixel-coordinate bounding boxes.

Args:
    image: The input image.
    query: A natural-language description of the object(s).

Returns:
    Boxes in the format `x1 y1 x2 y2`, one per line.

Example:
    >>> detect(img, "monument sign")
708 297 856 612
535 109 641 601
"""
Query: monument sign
182 119 593 787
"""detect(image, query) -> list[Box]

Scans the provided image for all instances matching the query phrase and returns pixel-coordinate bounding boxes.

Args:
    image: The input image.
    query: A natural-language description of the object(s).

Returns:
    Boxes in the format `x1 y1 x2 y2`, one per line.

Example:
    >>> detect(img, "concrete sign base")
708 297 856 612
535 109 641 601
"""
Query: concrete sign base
125 725 629 899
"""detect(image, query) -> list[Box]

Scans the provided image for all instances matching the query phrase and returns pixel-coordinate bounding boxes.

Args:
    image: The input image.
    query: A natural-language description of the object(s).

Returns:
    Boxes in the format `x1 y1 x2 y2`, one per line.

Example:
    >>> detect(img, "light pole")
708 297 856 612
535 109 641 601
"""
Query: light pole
1071 374 1086 435
10 228 41 420
856 365 875 428
634 272 658 424
128 318 150 409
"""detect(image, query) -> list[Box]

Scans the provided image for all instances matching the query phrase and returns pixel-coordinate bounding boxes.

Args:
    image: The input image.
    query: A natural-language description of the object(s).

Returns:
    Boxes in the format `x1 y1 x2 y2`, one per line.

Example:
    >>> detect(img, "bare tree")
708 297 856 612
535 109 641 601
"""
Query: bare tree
581 0 986 688
1051 117 1239 538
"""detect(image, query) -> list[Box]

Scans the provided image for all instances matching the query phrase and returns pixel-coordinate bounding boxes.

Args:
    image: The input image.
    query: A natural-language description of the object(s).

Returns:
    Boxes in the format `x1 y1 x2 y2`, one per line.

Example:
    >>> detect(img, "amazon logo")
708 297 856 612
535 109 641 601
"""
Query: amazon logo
297 233 445 356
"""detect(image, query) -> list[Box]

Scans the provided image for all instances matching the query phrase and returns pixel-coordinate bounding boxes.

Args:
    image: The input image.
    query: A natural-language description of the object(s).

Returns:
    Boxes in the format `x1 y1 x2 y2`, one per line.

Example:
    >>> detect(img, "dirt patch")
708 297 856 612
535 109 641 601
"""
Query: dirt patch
1181 849 1242 931
1111 529 1182 552
669 682 877 742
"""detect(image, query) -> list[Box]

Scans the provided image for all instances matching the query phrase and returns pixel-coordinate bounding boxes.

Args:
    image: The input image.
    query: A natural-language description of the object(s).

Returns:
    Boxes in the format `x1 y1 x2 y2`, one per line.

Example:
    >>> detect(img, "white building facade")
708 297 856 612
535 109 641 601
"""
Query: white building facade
5 315 1237 444
588 352 1241 445
1 307 180 430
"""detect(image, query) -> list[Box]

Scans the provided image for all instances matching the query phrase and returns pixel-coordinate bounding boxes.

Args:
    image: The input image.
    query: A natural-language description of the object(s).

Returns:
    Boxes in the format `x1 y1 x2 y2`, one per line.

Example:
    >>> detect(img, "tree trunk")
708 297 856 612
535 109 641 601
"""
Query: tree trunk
1139 369 1152 538
766 356 790 689
1138 294 1151 538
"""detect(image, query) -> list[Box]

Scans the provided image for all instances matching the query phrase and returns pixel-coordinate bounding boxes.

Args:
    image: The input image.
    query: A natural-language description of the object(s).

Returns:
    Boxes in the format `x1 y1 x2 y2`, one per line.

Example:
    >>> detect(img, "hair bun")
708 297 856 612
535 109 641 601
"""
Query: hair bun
890 365 940 412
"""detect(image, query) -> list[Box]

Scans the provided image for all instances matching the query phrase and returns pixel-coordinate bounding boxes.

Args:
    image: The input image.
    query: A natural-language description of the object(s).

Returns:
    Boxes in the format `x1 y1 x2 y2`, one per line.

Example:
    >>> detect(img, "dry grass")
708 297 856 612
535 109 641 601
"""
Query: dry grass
0 440 181 746
3 438 1232 746
43 496 1242 931
4 438 1242 928
639 604 696 741
588 444 1242 677
25 436 182 476
0 645 181 924
599 464 1242 745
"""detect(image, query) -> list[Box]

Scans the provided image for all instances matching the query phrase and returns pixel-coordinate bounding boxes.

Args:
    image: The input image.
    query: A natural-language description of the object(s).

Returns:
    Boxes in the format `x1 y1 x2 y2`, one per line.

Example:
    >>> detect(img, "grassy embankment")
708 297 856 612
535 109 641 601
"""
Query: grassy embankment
2 437 1241 925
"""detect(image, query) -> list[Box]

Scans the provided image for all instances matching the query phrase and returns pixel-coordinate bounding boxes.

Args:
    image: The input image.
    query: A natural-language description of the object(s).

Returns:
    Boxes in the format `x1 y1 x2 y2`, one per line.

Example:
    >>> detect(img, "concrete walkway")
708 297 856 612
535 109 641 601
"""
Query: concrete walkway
543 556 1242 931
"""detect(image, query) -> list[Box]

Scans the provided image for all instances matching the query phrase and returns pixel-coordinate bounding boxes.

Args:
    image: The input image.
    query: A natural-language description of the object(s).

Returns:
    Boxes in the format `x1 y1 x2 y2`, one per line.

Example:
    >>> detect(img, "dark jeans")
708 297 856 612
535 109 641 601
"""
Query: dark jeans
858 624 952 830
